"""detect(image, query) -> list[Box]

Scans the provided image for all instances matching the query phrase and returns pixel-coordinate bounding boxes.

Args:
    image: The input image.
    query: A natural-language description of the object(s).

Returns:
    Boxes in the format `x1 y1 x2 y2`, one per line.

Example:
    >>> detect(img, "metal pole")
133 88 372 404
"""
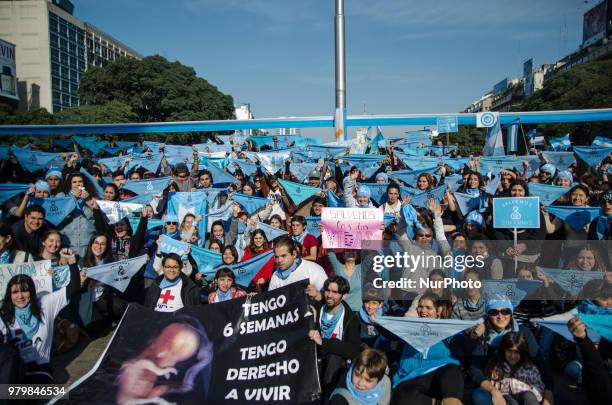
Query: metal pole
335 0 347 143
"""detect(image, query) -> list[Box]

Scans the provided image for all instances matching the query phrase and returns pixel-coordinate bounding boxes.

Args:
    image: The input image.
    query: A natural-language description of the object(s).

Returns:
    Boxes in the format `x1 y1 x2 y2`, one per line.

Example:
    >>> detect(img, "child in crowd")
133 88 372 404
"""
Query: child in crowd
207 267 247 304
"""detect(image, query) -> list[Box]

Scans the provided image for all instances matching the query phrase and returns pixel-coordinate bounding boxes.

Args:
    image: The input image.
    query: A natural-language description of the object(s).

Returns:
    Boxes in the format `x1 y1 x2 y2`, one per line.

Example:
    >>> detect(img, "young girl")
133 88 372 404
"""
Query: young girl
207 267 247 304
179 213 200 245
486 332 545 405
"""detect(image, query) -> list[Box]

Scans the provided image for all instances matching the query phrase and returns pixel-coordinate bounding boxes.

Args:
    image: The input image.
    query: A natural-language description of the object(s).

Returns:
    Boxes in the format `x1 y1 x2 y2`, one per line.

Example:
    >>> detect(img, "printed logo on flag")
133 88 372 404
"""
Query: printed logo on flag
493 197 540 228
476 112 499 128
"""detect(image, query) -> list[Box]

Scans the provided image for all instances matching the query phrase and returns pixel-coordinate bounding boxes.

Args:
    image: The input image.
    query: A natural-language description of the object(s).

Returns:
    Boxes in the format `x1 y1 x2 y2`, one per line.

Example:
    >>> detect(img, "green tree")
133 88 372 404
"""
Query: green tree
56 100 137 124
515 56 612 145
79 55 235 123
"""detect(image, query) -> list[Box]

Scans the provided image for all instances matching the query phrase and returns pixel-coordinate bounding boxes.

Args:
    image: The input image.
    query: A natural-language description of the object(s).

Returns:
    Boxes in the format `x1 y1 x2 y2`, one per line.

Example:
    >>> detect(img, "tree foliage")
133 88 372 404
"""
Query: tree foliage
56 100 137 124
79 55 235 123
515 56 612 145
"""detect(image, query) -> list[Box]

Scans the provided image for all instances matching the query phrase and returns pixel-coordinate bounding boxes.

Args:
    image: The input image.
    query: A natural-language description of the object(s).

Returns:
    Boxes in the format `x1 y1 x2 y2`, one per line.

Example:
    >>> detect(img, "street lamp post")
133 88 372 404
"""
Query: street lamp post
334 0 347 143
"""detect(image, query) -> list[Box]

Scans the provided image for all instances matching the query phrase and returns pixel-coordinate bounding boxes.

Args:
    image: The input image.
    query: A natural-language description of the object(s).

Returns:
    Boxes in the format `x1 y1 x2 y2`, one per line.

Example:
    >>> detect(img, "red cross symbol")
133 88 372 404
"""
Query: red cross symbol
159 289 175 304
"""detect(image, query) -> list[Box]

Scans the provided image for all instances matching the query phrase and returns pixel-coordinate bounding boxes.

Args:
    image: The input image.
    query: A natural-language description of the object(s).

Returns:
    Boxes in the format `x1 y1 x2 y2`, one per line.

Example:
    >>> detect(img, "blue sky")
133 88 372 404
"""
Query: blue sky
74 0 596 139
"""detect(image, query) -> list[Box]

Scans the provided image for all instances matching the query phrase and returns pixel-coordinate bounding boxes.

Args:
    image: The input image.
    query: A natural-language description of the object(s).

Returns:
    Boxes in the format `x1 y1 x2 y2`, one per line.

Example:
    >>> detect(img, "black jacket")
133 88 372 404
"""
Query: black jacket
314 300 361 361
143 272 200 310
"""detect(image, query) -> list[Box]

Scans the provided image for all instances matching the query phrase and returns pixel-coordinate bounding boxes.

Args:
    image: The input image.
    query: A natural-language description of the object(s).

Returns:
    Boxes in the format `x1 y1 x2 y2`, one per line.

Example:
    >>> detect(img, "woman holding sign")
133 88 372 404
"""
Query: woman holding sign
0 251 83 383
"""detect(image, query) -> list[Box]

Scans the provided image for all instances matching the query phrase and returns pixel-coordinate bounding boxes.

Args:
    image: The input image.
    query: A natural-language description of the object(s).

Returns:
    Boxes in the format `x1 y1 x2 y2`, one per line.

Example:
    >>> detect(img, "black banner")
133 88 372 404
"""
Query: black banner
62 281 320 404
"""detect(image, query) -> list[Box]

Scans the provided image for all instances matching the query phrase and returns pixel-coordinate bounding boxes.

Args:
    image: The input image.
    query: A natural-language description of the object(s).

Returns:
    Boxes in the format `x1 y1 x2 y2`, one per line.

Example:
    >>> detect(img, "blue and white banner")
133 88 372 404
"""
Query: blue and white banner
97 200 143 224
228 250 274 287
374 316 480 353
541 151 576 171
389 168 439 188
483 121 505 156
403 130 432 146
343 154 387 171
305 145 347 160
506 122 519 153
159 234 188 256
484 175 501 195
277 179 321 206
205 162 239 185
29 197 77 226
479 156 518 175
98 156 127 172
126 153 163 174
79 167 105 198
483 279 543 308
408 185 446 209
246 150 292 175
363 183 389 206
591 136 612 148
326 189 345 208
289 162 318 183
206 202 233 232
164 144 194 166
128 217 165 233
573 146 612 169
540 268 604 297
51 264 71 291
533 313 600 343
122 177 170 196
445 174 463 192
86 255 148 293
200 188 226 209
453 192 480 216
493 197 540 228
123 194 155 206
548 134 572 151
228 158 258 177
142 141 162 152
256 221 287 241
0 260 53 301
544 206 601 233
429 145 456 157
306 216 321 238
189 245 223 275
168 192 207 238
73 136 105 155
0 183 30 203
230 192 269 214
12 149 60 172
476 112 499 128
437 116 458 133
528 183 568 206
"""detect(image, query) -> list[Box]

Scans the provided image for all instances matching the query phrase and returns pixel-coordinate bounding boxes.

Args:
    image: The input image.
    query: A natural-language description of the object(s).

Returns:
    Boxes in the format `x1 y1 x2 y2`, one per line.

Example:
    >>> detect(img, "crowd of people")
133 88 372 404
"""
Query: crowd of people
0 133 610 405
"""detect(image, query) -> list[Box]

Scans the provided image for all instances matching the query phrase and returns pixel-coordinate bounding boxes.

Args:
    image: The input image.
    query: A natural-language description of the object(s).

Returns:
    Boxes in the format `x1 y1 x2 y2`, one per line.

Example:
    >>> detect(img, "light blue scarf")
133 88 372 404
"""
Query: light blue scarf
159 276 181 290
216 288 232 302
292 231 307 245
466 187 481 197
275 258 302 280
0 250 10 264
15 303 40 340
321 304 345 339
487 320 519 347
359 306 383 325
345 365 384 405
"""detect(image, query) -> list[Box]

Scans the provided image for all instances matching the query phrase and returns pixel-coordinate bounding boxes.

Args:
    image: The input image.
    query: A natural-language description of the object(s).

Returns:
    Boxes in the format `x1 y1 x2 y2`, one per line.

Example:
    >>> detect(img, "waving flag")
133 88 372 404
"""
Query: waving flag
289 162 318 183
305 145 347 160
79 167 105 197
278 179 321 206
189 245 223 275
591 136 612 148
445 174 463 192
164 145 194 166
143 141 162 152
344 154 387 171
205 162 239 185
368 127 385 151
231 192 269 215
394 153 439 170
98 156 127 172
579 314 612 342
540 268 604 297
545 206 601 233
199 188 225 208
126 153 163 174
97 200 143 224
533 312 600 343
506 122 519 153
0 183 30 203
29 197 76 226
306 216 321 238
73 136 105 155
159 234 188 255
102 146 127 156
122 177 170 196
528 183 568 206
326 189 344 208
374 316 480 354
541 151 576 171
430 145 457 157
409 185 446 209
206 202 233 232
363 183 389 206
12 149 60 172
246 150 292 175
256 221 287 241
445 158 470 171
86 255 148 293
195 142 232 154
484 175 501 195
396 146 428 156
403 130 432 146
128 217 165 233
52 139 74 149
573 146 612 169
483 279 543 308
453 192 480 215
226 250 275 287
389 168 439 187
479 156 518 175
168 192 207 238
123 194 155 206
483 121 505 156
228 158 258 176
548 134 572 151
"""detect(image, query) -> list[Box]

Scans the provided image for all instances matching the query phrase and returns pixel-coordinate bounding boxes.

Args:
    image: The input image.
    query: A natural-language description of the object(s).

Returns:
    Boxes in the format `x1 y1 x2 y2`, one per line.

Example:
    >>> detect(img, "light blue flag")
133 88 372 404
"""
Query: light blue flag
143 141 162 152
12 149 60 172
399 186 419 200
0 183 30 203
228 158 258 176
128 217 165 233
227 250 274 287
206 202 233 232
579 314 612 342
290 162 318 183
195 142 232 154
591 136 612 148
383 213 397 227
254 149 294 175
231 192 269 214
389 168 439 187
541 152 576 171
73 136 104 155
528 183 568 206
533 313 601 343
205 162 239 185
189 245 223 275
548 134 572 151
122 177 170 196
0 146 10 160
98 156 127 172
200 188 225 208
306 216 321 238
506 122 519 153
53 139 74 149
29 197 76 226
573 146 612 169
123 194 155 205
344 154 387 170
86 255 148 293
164 144 194 166
374 316 480 353
403 130 432 146
126 153 163 174
256 221 287 241
484 175 501 195
522 155 542 177
101 146 126 156
479 156 518 175
409 185 447 209
526 129 537 140
159 234 188 255
483 279 543 308
278 179 321 206
394 153 441 170
430 145 457 156
326 189 344 208
445 158 470 171
368 127 385 151
453 192 480 215
51 264 71 291
79 167 104 198
540 268 604 297
302 145 347 161
445 175 463 192
198 155 228 170
114 141 139 149
293 137 322 147
97 200 143 224
363 183 389 206
483 121 505 156
290 150 313 163
168 192 207 238
396 146 428 156
545 206 601 233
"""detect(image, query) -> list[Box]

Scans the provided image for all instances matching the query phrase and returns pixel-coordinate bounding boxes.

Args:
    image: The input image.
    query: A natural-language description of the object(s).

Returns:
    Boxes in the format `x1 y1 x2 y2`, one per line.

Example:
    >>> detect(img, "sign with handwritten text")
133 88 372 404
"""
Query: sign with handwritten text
321 207 383 249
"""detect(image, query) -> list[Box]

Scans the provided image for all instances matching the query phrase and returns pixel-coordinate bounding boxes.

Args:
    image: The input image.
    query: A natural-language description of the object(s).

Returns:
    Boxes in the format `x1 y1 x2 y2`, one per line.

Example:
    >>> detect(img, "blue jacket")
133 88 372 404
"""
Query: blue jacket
393 338 460 388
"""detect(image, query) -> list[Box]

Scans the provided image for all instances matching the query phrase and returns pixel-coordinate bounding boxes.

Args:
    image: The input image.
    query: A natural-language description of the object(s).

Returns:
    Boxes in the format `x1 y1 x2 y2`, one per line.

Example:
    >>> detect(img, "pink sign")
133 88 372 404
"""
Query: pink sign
321 207 384 249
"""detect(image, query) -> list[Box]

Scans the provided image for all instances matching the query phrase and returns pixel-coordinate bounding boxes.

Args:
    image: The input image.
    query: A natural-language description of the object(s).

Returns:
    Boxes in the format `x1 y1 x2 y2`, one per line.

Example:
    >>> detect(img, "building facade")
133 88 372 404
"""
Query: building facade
0 0 141 113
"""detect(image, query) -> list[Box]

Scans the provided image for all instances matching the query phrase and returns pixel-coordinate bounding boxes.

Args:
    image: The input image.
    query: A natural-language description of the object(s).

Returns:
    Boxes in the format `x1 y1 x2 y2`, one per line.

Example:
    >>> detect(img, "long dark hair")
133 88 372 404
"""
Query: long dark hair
247 229 269 256
485 332 534 378
61 172 100 199
0 275 42 325
222 245 239 265
82 232 113 267
0 222 17 251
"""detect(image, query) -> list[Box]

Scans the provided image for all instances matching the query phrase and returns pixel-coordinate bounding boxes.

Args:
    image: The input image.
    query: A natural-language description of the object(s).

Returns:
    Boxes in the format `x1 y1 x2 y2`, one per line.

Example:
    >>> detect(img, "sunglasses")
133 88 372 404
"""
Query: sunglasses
165 222 178 225
488 308 512 316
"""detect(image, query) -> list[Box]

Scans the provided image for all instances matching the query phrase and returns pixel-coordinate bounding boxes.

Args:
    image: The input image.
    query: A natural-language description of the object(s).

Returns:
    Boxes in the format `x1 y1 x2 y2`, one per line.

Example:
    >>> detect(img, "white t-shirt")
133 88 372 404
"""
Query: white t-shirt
268 259 327 291
154 280 184 312
1 289 67 365
383 200 402 215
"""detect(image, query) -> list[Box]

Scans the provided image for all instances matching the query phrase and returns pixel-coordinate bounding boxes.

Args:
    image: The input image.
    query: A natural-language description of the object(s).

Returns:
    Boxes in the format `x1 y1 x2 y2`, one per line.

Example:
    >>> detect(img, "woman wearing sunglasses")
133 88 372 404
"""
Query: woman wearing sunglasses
467 299 553 405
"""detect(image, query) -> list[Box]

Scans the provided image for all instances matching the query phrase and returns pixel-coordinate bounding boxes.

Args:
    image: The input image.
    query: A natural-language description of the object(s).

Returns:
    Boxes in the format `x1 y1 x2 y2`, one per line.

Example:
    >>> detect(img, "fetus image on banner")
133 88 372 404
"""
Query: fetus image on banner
116 316 213 404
